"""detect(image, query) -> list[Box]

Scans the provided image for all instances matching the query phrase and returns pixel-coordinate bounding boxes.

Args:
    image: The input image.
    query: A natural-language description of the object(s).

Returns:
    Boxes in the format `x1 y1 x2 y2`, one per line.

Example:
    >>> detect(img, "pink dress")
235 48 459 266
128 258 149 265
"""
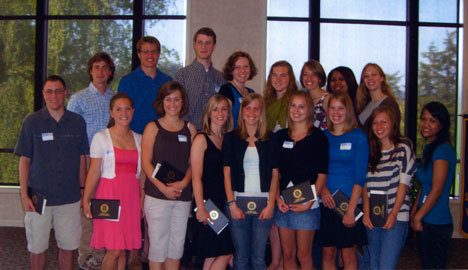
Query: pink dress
91 147 141 250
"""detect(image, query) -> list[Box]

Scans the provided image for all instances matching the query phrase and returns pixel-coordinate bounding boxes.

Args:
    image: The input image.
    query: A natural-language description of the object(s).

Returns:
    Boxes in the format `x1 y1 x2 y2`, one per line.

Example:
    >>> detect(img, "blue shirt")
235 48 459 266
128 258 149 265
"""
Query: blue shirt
325 129 369 198
416 143 456 224
67 82 114 143
118 66 172 134
14 107 89 205
219 83 254 128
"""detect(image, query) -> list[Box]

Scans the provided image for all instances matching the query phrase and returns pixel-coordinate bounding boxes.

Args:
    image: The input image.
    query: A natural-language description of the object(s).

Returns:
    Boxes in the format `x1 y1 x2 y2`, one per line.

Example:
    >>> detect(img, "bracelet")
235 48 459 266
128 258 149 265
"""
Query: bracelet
226 200 236 206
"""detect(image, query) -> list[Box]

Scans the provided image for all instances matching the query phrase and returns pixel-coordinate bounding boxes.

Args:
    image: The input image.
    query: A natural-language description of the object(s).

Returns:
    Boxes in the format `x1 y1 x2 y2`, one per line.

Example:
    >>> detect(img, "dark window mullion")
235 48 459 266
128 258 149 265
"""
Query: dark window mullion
405 0 418 147
34 0 48 111
309 0 320 60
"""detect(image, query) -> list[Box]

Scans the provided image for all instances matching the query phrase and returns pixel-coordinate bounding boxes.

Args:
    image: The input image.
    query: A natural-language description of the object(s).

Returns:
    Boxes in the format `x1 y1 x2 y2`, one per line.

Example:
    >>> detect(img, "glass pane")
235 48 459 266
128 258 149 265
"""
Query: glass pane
320 23 406 126
417 27 458 155
321 0 406 21
266 21 308 83
145 0 186 15
47 19 133 94
267 0 309 17
48 0 132 15
0 20 35 149
419 0 458 23
0 153 19 185
144 19 185 77
0 0 36 15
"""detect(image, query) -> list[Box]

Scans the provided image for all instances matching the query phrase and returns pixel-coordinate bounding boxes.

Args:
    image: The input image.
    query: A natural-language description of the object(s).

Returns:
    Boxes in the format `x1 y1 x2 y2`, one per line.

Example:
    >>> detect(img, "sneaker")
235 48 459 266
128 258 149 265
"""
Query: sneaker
80 255 102 270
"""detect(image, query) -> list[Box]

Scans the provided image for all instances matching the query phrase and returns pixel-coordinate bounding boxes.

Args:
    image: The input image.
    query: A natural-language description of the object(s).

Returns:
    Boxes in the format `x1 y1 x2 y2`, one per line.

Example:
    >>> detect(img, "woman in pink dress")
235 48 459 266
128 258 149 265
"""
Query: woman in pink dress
83 93 145 270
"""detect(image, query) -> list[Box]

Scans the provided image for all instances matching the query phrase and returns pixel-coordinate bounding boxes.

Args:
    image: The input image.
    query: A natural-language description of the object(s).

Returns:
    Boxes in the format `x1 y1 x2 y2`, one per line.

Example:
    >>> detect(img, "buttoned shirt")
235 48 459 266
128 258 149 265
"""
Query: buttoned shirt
175 60 226 130
14 107 89 205
67 82 114 143
118 66 172 134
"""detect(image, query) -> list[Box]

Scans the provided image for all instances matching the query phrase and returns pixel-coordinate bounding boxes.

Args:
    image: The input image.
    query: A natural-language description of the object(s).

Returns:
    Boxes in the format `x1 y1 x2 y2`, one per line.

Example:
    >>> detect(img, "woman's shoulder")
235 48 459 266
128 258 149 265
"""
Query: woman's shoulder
434 142 456 158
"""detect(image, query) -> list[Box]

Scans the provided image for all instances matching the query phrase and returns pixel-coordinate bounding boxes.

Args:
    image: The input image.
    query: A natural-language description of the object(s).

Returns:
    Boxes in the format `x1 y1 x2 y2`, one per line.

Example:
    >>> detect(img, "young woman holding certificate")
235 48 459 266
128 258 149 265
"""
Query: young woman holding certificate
82 93 145 270
222 93 279 270
275 91 328 270
319 92 368 269
191 95 234 269
141 82 197 270
362 106 416 269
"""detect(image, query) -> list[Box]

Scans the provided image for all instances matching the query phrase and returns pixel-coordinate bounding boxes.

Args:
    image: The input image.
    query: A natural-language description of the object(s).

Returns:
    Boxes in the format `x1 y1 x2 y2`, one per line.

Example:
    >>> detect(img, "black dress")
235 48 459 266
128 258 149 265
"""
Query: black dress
192 133 234 258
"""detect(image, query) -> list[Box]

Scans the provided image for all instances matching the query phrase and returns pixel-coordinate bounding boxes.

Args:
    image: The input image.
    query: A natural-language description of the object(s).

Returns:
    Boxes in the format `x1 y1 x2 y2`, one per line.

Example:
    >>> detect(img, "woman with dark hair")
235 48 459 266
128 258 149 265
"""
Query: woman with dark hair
300 60 329 130
191 94 234 269
275 91 328 270
223 93 279 270
320 92 368 269
326 66 358 109
219 51 258 128
355 63 401 130
411 101 456 269
141 81 197 270
362 105 416 269
83 93 145 269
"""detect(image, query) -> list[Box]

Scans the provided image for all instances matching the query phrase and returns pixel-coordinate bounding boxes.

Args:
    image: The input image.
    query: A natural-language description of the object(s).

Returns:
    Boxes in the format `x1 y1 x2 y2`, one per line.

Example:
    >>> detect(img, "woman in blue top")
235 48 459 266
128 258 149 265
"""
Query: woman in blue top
411 101 456 269
320 92 369 269
219 51 257 128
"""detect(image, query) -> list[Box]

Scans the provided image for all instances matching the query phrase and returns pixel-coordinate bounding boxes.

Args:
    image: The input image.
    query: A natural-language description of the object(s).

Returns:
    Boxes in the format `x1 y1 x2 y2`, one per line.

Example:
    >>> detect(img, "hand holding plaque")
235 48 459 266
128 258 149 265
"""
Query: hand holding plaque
236 196 268 216
91 199 121 221
282 181 317 205
195 199 229 235
28 188 47 215
369 190 388 227
331 190 363 221
152 161 185 184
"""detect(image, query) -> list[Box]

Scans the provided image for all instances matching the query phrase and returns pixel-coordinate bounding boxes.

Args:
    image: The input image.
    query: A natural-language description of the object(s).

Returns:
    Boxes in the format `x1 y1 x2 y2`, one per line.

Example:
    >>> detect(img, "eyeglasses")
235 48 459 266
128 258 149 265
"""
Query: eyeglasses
43 89 65 95
140 49 159 55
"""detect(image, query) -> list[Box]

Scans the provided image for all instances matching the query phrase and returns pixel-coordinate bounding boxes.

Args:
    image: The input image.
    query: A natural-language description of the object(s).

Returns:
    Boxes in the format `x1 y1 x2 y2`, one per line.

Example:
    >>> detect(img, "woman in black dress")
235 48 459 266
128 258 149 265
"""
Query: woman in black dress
191 94 234 269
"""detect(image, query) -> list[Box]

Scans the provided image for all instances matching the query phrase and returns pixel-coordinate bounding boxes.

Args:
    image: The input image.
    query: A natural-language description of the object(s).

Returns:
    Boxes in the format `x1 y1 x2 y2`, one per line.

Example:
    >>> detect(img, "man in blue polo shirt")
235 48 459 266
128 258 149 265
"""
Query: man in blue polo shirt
15 75 89 270
118 36 172 134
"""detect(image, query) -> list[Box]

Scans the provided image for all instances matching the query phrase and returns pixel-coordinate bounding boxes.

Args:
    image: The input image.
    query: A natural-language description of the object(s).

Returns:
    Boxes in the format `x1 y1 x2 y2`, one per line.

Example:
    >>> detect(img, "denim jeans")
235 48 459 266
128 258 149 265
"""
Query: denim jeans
416 222 453 269
226 207 273 270
366 221 408 269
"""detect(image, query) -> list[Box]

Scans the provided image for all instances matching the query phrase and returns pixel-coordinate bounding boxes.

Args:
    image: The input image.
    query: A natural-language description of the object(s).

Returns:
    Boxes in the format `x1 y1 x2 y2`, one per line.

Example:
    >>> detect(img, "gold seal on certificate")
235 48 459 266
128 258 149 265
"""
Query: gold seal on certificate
282 181 317 205
91 199 120 221
237 196 267 215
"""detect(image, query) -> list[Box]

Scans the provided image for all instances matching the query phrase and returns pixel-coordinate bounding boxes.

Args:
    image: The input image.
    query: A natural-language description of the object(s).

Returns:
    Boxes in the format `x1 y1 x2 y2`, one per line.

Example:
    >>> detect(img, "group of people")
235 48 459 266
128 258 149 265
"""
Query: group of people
15 26 455 270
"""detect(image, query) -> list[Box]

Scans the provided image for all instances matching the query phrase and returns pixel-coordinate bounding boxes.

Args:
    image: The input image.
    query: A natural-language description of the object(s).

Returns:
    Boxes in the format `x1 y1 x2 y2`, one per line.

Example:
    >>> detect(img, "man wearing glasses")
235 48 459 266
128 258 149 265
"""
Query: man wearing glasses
15 75 89 270
118 36 172 134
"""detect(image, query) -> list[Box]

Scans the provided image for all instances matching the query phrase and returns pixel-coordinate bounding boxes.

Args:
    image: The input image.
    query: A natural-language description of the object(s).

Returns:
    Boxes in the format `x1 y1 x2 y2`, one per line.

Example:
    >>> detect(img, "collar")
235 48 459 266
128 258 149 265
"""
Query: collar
39 106 70 122
136 66 159 79
88 82 112 96
191 59 213 72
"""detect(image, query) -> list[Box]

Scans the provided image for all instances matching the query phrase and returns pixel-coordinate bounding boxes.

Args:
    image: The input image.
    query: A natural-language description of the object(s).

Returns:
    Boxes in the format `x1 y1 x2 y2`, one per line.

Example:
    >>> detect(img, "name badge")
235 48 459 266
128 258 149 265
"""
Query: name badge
238 97 243 104
340 142 352 150
178 134 187 142
41 132 54 141
214 85 221 93
282 141 294 149
422 195 427 203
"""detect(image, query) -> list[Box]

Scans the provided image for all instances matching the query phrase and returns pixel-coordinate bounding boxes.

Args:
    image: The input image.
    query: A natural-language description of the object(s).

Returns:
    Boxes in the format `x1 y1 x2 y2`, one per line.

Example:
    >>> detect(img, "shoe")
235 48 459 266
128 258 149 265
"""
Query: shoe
80 255 102 270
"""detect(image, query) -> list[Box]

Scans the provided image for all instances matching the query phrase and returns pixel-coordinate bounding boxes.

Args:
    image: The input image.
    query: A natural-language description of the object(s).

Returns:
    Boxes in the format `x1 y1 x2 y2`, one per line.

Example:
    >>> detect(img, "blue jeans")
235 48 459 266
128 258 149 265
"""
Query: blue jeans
366 221 408 269
416 222 452 269
226 207 273 270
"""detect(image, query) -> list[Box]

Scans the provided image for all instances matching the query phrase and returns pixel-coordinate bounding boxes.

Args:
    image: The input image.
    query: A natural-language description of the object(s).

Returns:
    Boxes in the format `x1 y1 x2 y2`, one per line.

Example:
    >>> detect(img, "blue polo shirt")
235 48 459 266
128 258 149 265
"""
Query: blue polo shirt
14 107 89 206
117 66 172 134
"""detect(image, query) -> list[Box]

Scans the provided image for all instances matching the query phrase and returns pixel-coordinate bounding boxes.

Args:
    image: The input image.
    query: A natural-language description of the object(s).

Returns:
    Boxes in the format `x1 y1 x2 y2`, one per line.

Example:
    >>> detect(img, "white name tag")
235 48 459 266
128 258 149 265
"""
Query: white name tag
238 97 243 104
178 134 187 142
340 142 352 150
41 132 54 141
422 195 427 203
282 141 294 149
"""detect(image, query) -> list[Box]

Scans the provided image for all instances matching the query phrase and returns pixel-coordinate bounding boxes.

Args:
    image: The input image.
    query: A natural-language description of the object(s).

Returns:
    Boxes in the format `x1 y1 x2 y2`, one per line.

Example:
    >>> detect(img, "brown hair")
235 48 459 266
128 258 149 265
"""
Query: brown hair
300 60 326 88
87 52 115 83
237 93 268 140
264 60 298 107
193 27 217 44
137 36 161 53
287 91 315 134
107 93 134 128
201 94 233 135
326 92 358 133
223 51 258 81
153 81 189 117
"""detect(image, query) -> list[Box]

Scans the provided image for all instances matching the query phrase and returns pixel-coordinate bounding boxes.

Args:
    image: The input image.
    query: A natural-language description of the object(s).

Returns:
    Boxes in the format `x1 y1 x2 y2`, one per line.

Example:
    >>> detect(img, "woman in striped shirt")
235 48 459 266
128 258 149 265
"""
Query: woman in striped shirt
362 105 416 269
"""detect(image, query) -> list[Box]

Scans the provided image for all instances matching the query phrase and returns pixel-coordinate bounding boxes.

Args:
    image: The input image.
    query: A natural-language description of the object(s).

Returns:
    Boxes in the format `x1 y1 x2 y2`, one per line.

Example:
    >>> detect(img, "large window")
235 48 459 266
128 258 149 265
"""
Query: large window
0 0 186 185
267 0 463 195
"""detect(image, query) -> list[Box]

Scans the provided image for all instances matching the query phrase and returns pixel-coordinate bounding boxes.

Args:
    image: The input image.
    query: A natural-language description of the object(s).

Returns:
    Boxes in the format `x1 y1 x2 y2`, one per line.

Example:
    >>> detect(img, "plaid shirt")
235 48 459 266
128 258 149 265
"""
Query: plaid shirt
175 60 226 130
67 82 115 143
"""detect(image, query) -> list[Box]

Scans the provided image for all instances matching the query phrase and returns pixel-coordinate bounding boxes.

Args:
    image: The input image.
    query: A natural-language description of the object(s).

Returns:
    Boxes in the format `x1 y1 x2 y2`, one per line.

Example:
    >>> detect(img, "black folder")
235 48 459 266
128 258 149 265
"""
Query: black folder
91 199 120 221
152 161 185 183
28 188 47 215
282 181 317 205
236 196 268 215
331 189 363 221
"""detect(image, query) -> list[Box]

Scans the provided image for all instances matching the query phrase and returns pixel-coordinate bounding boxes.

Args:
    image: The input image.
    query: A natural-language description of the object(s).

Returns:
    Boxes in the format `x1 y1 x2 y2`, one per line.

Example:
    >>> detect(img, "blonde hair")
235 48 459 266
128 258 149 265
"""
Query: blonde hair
287 91 315 134
326 92 358 133
356 63 396 114
201 94 233 135
237 93 269 140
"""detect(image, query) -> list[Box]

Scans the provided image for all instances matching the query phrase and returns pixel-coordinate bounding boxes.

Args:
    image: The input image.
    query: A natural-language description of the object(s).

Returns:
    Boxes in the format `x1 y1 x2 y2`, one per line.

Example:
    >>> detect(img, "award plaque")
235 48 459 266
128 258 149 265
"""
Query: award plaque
236 196 268 215
331 189 363 221
369 190 388 227
91 199 120 221
152 161 185 184
28 188 47 215
282 181 317 205
203 199 229 235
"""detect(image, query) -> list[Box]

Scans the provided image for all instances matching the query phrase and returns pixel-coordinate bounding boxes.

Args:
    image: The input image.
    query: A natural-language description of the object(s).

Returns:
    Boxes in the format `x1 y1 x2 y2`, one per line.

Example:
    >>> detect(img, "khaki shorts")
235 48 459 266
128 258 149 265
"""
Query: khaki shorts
24 201 81 254
144 196 191 262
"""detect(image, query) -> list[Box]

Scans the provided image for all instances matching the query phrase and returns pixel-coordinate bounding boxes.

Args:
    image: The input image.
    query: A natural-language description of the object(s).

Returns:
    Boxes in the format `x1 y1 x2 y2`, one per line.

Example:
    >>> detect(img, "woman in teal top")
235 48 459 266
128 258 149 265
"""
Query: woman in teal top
411 101 456 269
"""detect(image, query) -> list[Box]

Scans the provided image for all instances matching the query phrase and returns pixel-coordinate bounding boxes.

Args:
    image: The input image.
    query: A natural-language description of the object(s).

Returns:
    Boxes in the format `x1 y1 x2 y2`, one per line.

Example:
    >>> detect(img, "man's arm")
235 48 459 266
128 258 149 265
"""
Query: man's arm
19 156 35 211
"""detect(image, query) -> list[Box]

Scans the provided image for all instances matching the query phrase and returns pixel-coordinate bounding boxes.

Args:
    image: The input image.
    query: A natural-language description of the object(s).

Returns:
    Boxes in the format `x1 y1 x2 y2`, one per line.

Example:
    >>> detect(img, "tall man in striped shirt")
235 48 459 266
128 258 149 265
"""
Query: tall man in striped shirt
67 52 116 270
175 27 226 130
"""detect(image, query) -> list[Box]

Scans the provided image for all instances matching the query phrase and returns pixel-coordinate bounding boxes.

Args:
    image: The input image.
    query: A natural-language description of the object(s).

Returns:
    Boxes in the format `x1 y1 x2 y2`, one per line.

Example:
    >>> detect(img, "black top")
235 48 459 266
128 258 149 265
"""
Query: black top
275 128 329 191
222 130 278 193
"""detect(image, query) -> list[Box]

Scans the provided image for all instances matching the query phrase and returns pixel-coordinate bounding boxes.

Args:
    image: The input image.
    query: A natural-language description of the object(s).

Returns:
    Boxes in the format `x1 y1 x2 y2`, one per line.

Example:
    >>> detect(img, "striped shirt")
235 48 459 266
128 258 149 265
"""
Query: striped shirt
175 60 226 130
366 143 416 221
